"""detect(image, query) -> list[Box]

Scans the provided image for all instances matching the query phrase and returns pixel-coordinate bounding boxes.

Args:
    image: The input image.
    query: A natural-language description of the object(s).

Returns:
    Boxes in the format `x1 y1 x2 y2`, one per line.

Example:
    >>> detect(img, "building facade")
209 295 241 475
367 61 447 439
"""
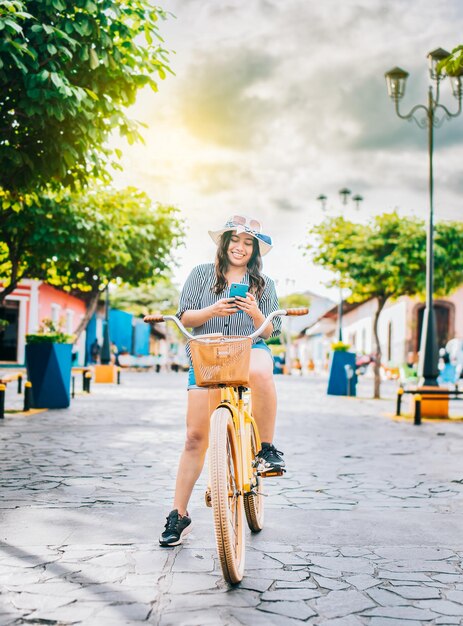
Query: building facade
302 285 463 371
0 280 87 365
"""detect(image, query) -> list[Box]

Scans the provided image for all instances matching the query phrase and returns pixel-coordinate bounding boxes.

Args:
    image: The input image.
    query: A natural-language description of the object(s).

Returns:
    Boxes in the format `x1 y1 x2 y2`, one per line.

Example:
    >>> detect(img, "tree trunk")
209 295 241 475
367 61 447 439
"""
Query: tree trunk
0 281 19 306
73 290 101 343
0 253 21 305
372 297 387 399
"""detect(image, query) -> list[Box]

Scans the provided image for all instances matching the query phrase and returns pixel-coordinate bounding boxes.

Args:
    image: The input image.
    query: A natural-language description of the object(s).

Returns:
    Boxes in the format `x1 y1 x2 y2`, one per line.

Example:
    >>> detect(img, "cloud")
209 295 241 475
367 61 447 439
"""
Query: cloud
176 47 279 149
190 161 255 194
272 197 305 213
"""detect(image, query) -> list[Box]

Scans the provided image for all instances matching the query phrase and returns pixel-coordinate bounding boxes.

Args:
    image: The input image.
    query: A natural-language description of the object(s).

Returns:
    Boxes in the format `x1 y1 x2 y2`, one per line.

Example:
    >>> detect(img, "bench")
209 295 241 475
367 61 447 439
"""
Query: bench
396 385 463 425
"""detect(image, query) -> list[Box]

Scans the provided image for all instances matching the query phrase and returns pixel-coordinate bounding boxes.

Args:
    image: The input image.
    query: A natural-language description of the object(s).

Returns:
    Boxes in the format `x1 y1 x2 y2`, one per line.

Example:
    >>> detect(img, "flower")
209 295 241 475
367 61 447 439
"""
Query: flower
26 318 74 344
331 341 351 352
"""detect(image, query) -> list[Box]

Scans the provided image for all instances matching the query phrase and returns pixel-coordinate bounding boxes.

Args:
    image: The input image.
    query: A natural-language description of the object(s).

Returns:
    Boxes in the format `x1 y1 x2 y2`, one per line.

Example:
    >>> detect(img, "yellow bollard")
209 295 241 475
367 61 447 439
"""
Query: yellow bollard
24 381 33 411
0 383 6 419
396 387 404 416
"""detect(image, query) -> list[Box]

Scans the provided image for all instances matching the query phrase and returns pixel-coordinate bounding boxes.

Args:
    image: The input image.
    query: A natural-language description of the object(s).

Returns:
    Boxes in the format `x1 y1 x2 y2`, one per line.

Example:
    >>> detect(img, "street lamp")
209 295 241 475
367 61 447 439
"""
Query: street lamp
352 194 364 210
100 284 111 365
339 188 352 205
316 194 328 211
385 49 462 386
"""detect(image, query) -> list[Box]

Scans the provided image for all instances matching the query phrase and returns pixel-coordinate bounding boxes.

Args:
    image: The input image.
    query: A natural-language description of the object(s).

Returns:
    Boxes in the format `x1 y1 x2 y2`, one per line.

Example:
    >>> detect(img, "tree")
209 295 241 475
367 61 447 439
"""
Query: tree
0 188 79 302
0 186 185 338
279 292 310 310
0 0 172 193
49 187 185 338
438 45 463 76
305 212 463 398
110 276 180 317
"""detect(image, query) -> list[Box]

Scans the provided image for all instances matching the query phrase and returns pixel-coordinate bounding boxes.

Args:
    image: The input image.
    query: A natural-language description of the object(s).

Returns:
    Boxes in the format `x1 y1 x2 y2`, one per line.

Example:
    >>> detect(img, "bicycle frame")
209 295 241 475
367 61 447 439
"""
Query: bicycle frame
216 385 260 496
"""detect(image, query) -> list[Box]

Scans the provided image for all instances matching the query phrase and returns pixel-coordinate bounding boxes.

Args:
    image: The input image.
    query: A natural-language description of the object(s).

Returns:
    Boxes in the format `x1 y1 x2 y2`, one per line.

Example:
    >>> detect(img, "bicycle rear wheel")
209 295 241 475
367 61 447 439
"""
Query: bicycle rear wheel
244 418 265 532
209 407 245 584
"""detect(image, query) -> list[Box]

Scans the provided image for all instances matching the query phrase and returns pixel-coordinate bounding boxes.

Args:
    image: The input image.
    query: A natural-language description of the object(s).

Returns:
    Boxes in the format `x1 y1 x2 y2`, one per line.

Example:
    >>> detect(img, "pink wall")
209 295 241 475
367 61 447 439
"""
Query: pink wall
38 283 86 332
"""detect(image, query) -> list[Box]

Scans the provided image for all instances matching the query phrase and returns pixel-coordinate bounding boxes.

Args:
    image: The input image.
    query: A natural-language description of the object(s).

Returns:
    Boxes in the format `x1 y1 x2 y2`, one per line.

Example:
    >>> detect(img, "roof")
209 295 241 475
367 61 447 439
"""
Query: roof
299 298 372 335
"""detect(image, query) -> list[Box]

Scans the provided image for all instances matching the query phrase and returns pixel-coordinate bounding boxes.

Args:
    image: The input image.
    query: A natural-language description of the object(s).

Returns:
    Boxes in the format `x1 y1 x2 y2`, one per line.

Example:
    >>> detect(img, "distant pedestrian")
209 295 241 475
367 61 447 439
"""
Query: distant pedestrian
90 339 100 364
110 342 119 366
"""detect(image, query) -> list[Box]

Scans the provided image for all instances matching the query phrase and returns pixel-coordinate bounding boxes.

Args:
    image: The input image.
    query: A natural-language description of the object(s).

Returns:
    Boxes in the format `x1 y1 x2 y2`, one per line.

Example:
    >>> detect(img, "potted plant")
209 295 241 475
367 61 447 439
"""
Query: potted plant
26 319 74 409
327 340 358 397
0 318 9 333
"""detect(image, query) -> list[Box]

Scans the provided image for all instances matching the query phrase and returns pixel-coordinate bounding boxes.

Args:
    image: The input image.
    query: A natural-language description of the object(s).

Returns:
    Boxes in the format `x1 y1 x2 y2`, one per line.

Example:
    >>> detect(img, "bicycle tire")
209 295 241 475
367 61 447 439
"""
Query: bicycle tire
244 418 265 532
209 407 245 584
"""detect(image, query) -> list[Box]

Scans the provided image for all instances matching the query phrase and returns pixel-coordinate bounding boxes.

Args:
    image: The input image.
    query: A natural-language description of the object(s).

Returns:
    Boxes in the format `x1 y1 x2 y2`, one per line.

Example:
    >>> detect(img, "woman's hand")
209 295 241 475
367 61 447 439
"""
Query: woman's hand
208 298 238 318
234 293 260 319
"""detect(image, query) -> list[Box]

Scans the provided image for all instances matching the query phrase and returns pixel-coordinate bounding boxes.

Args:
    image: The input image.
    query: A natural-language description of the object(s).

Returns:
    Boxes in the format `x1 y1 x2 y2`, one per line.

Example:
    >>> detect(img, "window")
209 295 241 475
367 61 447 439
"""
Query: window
50 304 61 325
65 309 74 334
361 328 367 353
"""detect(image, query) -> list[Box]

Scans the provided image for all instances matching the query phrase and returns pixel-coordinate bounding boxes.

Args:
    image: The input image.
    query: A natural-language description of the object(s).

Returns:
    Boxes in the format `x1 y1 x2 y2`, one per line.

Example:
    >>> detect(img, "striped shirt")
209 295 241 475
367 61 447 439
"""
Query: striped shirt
176 263 281 342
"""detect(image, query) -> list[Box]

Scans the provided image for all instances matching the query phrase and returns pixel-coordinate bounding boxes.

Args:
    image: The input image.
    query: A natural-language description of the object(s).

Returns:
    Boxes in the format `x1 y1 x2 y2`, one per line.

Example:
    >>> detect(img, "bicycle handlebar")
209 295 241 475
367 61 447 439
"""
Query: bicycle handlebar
144 307 308 341
285 308 309 316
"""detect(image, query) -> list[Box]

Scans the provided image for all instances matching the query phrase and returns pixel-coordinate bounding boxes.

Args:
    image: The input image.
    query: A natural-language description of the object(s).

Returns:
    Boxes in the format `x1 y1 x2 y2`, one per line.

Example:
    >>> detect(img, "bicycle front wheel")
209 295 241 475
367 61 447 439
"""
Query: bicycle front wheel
244 418 265 532
209 407 245 584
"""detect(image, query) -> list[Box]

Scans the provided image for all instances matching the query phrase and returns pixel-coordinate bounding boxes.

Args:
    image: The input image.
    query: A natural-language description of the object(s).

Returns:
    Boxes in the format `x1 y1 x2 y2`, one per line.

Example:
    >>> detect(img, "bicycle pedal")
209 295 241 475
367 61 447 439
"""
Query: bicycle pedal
258 468 286 478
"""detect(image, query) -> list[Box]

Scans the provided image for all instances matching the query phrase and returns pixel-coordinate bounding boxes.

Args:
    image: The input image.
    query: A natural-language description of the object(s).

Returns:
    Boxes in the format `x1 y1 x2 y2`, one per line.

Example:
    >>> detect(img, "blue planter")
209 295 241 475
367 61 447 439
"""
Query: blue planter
327 350 357 396
26 343 73 409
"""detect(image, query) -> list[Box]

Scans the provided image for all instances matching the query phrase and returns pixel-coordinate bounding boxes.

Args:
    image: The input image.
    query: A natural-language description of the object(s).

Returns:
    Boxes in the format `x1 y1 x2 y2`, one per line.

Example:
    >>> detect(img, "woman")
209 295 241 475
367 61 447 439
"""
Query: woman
159 215 283 547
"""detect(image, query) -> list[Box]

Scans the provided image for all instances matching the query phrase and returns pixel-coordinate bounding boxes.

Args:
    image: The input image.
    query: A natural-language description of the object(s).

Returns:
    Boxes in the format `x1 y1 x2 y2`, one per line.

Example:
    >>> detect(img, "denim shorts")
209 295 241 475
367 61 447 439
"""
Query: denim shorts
187 339 273 390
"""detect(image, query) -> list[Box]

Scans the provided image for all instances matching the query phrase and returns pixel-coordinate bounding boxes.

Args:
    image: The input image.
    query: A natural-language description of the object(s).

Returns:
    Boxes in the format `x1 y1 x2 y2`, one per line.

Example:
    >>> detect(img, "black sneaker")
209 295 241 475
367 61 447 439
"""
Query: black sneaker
159 509 192 547
255 443 286 476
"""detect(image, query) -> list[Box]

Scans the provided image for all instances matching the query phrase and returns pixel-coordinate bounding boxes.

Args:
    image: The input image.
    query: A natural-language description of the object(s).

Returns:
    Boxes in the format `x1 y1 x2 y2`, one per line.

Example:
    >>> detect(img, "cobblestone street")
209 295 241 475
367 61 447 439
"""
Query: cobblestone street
1 371 463 625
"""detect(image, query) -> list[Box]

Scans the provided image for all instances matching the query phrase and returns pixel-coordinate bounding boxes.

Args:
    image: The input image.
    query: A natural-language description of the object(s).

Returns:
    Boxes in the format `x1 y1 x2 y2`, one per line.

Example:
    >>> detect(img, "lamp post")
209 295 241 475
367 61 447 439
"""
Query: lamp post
339 188 352 205
316 194 328 211
100 284 111 365
352 194 364 210
316 191 364 342
385 50 463 386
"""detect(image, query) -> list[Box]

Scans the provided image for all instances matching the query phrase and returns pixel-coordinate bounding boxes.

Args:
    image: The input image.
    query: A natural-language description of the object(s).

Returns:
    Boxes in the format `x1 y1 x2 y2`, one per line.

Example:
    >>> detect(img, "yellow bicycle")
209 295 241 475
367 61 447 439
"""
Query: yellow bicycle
145 307 308 584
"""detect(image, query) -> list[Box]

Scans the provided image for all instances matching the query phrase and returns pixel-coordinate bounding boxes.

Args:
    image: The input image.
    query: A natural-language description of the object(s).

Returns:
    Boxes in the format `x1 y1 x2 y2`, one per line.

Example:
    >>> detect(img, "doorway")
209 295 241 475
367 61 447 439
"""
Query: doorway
0 300 19 361
415 302 454 352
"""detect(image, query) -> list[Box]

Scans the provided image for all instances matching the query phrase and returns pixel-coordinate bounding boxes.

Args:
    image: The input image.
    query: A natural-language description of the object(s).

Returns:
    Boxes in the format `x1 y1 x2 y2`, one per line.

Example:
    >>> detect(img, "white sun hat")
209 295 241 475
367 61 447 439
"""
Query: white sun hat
208 215 273 256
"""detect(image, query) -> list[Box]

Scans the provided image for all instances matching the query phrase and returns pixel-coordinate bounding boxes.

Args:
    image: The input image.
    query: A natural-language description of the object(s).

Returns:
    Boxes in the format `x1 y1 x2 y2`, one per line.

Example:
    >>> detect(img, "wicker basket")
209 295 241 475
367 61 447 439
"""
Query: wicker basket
189 336 252 387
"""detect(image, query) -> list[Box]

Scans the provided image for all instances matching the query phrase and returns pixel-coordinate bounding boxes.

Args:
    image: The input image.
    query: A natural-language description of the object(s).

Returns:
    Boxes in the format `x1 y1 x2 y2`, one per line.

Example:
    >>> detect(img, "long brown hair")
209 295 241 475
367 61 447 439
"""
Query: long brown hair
213 231 265 298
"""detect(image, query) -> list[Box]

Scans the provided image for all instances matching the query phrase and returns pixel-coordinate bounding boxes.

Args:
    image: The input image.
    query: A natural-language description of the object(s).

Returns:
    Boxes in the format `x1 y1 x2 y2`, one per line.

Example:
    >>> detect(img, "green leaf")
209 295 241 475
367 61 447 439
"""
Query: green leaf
144 22 153 44
89 48 99 69
50 72 63 89
84 87 99 100
4 18 23 33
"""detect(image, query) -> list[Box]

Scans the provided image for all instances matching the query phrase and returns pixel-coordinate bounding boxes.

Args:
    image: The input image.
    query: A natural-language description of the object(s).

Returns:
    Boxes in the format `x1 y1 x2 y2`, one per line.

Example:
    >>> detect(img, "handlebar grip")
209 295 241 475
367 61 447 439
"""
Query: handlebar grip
143 314 165 324
286 308 309 316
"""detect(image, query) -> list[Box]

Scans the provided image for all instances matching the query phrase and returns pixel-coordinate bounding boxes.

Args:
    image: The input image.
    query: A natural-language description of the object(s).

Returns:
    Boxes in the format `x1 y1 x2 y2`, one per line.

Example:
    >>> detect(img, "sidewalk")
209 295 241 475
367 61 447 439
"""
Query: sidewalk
1 372 462 625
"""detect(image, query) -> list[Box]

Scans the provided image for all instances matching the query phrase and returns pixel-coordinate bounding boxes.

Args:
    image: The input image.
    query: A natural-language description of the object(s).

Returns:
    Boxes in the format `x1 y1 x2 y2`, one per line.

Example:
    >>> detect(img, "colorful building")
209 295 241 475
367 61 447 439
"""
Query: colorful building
0 280 159 367
0 280 87 365
302 285 463 373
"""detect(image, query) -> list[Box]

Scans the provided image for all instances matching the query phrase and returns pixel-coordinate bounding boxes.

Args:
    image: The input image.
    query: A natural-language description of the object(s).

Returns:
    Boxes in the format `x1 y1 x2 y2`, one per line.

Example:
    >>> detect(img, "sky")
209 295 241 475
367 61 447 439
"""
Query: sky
111 0 463 300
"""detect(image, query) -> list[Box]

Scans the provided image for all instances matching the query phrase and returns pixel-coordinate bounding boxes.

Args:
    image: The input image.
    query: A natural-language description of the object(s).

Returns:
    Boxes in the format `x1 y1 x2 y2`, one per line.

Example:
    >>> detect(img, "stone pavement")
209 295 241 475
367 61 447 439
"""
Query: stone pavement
0 371 462 625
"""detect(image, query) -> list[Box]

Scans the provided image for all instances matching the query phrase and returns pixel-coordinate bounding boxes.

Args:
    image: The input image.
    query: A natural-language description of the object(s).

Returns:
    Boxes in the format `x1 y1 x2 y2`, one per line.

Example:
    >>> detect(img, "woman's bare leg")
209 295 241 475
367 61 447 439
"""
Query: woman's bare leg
172 388 220 516
249 349 277 444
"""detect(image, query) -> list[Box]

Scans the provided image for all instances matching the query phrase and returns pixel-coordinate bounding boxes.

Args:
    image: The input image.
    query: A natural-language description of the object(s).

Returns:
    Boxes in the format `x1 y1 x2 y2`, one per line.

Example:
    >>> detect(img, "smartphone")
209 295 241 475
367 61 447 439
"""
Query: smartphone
229 283 249 300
